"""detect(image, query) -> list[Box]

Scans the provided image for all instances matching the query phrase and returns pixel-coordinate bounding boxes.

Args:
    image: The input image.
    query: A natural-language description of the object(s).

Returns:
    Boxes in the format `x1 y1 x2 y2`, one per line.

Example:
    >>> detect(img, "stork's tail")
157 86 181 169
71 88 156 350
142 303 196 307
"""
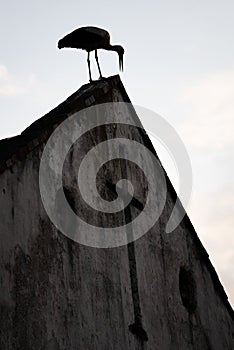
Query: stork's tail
58 39 63 49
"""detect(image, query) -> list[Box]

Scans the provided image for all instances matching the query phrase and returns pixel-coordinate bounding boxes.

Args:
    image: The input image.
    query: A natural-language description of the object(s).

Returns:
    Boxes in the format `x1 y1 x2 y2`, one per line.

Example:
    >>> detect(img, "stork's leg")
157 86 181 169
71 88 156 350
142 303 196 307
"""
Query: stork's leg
95 50 102 79
87 52 92 82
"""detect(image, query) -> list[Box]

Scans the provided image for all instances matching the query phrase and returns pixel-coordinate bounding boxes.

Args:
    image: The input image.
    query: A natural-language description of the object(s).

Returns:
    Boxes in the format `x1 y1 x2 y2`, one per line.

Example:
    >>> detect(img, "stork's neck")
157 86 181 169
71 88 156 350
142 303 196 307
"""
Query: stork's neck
104 44 124 71
105 45 120 52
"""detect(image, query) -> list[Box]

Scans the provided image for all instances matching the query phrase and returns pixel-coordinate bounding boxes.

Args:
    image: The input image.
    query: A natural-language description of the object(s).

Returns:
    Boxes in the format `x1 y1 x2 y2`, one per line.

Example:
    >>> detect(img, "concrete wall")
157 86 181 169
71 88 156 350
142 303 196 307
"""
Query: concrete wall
0 76 233 349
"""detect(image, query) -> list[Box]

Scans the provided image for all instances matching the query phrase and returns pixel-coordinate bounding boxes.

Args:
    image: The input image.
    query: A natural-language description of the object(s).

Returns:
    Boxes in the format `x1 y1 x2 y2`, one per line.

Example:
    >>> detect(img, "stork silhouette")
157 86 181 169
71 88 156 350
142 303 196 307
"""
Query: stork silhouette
58 26 124 82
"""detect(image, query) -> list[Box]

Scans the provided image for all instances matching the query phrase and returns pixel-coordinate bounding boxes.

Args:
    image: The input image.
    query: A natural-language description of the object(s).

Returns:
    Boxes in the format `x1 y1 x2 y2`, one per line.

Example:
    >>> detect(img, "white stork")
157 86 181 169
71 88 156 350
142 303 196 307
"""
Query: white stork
58 26 124 82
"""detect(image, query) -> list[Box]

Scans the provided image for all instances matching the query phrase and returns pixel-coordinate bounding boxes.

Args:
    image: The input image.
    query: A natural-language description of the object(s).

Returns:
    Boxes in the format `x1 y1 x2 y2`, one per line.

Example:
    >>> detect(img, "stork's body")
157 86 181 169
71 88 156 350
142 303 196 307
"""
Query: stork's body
58 26 124 81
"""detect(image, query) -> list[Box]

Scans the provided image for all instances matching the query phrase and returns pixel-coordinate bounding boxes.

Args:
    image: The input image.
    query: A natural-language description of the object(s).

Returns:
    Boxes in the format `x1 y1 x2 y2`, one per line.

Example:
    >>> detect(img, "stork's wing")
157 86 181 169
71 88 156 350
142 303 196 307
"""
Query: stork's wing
58 26 110 50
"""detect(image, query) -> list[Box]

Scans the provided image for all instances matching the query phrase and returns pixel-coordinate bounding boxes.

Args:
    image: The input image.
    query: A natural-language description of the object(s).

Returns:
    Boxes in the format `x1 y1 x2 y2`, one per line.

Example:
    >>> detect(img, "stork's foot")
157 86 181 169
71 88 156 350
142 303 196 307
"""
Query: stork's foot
99 76 108 81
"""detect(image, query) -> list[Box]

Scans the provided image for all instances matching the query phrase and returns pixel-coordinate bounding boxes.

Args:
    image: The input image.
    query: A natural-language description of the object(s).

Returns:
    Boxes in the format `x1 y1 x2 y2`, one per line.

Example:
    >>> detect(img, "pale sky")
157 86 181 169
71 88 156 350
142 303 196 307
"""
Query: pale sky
0 1 233 307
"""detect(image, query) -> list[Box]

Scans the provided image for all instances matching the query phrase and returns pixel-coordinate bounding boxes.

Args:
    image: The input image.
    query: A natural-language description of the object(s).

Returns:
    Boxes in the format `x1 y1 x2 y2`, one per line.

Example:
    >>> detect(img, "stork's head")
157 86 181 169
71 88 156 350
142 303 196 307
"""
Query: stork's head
113 45 124 71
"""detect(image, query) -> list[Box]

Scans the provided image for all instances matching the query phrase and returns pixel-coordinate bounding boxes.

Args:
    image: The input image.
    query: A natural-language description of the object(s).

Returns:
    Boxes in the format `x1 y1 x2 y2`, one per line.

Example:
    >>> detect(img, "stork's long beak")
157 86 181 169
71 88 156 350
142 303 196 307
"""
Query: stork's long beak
119 53 124 71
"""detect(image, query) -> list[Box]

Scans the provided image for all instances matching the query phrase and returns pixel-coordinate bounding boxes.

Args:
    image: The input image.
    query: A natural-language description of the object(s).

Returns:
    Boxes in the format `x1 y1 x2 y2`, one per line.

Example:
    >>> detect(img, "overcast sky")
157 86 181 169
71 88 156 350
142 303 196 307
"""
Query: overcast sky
0 1 233 307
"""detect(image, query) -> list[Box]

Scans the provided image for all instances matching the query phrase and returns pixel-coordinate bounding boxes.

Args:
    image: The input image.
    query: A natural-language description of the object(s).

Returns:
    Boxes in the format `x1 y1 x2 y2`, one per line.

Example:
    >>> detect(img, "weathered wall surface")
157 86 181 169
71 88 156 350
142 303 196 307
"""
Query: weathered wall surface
0 76 233 349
